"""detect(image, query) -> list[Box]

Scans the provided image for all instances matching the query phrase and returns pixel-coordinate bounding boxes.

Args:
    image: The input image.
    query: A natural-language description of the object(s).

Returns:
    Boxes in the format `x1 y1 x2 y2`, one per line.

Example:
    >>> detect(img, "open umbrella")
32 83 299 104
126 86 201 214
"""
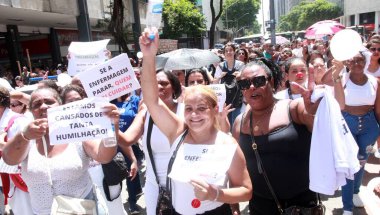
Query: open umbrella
265 36 290 45
305 20 345 39
156 48 220 70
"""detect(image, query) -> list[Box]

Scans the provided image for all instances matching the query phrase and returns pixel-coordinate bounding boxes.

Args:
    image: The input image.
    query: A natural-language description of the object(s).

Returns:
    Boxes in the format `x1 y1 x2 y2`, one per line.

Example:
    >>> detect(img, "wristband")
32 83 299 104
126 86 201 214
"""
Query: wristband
20 131 31 142
213 186 220 202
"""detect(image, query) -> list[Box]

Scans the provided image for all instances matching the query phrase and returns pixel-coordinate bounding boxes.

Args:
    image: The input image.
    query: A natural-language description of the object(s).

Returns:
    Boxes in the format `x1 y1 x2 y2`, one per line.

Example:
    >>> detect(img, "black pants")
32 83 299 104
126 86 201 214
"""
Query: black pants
249 190 318 215
173 203 231 215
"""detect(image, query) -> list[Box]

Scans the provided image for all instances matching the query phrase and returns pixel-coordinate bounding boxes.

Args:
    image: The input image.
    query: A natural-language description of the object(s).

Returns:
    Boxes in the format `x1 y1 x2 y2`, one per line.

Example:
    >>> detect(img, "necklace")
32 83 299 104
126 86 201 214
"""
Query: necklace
252 102 277 134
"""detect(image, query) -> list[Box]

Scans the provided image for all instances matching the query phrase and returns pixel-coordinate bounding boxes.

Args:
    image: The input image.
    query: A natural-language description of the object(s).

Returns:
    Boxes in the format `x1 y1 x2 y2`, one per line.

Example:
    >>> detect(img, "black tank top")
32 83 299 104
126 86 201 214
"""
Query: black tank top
239 109 312 200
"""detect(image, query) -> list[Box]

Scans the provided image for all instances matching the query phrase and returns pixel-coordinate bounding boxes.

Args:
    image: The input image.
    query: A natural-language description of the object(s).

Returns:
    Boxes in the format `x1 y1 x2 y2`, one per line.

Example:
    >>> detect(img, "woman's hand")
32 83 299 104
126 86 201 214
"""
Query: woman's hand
331 59 344 81
218 104 234 120
139 28 159 58
190 178 218 201
102 103 120 126
129 159 138 181
23 118 48 140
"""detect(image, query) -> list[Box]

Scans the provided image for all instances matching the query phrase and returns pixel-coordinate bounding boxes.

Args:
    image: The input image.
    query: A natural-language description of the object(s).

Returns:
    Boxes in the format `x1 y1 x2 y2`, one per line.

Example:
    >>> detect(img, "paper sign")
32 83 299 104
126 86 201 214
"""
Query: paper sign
168 143 237 185
47 97 113 145
77 53 141 101
67 39 110 76
208 84 226 112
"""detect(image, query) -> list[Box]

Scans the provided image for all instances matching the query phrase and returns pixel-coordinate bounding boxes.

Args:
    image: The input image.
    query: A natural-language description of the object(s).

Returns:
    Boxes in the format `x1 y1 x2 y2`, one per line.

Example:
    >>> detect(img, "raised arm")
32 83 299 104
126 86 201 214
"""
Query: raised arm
118 104 147 147
139 29 185 143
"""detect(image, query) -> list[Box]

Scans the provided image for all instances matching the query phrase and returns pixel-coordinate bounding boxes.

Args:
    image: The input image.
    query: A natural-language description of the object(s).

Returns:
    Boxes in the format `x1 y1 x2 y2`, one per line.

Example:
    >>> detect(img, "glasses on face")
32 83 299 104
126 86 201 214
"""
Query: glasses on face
369 47 380 52
10 102 23 108
238 52 245 56
238 75 270 90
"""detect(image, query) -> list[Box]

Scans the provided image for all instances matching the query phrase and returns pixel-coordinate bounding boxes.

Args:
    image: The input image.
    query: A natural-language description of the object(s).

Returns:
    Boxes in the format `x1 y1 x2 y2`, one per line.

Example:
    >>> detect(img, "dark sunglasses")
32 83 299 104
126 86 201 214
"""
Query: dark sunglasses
238 76 270 90
369 47 380 52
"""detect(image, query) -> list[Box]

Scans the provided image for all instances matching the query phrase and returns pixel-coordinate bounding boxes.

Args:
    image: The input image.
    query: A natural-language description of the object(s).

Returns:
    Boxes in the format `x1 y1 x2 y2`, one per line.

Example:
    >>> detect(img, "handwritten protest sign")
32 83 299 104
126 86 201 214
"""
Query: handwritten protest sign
168 143 236 185
48 97 113 145
67 39 110 76
208 84 226 112
77 53 141 101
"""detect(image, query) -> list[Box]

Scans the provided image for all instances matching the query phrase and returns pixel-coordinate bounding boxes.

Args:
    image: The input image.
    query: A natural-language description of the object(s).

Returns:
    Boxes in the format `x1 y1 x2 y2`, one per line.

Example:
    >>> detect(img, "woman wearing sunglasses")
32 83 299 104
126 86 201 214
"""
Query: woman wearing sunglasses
232 59 320 214
236 48 249 65
365 38 380 77
139 29 252 215
275 57 308 100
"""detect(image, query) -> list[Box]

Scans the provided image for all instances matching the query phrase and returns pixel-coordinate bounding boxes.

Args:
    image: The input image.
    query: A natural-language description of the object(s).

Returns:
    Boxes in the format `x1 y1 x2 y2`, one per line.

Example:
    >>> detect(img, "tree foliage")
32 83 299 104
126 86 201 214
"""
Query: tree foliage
278 0 342 32
162 0 206 39
220 0 261 33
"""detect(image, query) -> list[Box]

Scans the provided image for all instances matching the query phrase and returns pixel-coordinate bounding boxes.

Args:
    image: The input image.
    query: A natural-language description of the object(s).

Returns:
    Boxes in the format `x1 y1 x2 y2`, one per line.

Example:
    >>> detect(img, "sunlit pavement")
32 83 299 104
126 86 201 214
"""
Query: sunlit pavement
122 155 380 215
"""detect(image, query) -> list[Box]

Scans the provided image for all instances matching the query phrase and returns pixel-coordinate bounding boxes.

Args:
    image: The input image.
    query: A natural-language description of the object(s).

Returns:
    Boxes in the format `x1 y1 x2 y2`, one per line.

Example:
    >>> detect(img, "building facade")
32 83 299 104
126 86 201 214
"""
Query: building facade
0 0 145 77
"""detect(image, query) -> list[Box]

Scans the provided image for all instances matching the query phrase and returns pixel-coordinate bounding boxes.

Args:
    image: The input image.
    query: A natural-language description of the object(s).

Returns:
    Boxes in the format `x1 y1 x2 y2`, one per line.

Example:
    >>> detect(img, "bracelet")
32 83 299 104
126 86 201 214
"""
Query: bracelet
213 186 220 202
20 130 31 141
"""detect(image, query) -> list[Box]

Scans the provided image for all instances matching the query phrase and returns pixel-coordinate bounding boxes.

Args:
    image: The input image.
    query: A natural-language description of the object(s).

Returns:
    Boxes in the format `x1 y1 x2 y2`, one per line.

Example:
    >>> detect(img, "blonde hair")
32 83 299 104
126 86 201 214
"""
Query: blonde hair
183 85 220 129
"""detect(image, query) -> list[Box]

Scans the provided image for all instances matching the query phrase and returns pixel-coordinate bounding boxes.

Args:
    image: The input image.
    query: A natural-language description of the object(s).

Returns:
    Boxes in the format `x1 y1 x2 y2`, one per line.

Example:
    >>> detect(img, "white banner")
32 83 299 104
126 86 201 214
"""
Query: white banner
67 39 110 76
168 143 236 185
47 97 113 145
77 53 141 101
208 84 226 112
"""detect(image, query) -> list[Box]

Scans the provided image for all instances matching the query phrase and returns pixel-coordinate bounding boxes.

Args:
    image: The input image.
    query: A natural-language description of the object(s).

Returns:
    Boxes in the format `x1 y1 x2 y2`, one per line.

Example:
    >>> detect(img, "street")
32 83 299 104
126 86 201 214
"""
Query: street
121 154 380 215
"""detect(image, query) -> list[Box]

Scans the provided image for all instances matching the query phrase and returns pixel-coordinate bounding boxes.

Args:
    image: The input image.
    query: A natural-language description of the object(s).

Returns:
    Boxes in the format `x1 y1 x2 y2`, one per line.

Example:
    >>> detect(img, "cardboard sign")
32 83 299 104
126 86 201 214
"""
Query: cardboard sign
168 143 237 185
48 97 113 145
67 39 110 76
77 53 141 101
208 84 226 112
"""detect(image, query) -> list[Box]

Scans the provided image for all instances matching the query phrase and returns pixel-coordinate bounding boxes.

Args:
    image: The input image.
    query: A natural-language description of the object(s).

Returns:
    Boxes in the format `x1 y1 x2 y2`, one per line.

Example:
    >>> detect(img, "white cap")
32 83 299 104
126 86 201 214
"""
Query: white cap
0 78 14 92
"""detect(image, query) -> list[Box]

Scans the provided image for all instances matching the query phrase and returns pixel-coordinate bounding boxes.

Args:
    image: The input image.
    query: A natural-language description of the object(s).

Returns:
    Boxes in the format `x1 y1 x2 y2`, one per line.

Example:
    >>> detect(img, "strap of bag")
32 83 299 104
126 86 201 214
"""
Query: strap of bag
249 111 283 214
166 129 188 194
42 137 53 188
147 116 161 186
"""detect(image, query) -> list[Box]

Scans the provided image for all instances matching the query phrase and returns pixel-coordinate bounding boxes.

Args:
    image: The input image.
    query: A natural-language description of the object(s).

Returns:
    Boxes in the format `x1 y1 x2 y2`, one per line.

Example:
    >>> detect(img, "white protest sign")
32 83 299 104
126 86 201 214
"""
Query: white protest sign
77 53 141 101
208 84 226 112
48 97 113 145
67 39 110 76
214 66 223 79
168 143 237 185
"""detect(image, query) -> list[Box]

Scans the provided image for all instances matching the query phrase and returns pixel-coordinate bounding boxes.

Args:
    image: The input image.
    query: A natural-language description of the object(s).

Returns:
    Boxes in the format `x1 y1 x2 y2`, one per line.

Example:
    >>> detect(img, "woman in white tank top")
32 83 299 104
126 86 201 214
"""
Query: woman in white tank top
2 87 119 214
139 29 252 215
339 52 380 214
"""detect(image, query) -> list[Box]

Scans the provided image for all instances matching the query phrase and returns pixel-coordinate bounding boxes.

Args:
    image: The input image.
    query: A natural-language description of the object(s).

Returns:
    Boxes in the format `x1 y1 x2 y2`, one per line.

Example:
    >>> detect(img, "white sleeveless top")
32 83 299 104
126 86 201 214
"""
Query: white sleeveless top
344 74 377 106
170 131 237 215
22 141 93 215
142 103 184 215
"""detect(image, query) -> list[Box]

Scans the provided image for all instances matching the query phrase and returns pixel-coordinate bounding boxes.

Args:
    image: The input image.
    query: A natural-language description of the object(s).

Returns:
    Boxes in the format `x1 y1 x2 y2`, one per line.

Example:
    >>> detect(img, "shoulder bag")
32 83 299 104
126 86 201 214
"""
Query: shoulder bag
248 112 326 215
41 137 98 215
147 117 188 215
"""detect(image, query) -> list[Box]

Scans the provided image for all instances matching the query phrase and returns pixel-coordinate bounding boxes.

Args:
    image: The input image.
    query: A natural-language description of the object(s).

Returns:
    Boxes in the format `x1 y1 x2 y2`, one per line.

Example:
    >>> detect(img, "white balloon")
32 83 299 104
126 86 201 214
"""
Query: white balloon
330 29 363 61
137 51 143 59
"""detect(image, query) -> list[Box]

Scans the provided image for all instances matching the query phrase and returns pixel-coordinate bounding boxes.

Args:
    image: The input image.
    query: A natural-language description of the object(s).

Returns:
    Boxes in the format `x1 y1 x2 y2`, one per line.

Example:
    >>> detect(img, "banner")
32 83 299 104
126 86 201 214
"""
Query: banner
47 97 113 145
208 84 226 112
67 39 110 76
77 53 141 101
168 143 236 186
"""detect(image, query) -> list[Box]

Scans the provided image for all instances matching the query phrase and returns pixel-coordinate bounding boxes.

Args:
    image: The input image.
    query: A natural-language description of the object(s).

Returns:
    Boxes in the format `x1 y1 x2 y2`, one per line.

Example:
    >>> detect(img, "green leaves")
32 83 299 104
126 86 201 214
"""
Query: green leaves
220 0 260 32
162 0 206 39
278 0 342 32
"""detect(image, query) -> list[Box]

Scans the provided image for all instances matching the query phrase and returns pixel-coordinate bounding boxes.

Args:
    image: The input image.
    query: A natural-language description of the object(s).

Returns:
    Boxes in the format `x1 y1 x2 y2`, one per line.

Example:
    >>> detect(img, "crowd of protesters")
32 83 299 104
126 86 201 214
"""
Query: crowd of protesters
0 28 378 215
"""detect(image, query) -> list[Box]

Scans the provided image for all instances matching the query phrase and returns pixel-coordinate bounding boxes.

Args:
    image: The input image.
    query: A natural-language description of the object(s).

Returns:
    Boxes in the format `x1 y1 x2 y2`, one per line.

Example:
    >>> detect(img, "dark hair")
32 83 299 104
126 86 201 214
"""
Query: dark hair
236 48 249 64
284 57 307 74
157 70 182 99
307 50 323 65
38 79 61 94
242 58 283 91
0 86 10 108
60 84 87 104
224 43 236 53
185 68 211 87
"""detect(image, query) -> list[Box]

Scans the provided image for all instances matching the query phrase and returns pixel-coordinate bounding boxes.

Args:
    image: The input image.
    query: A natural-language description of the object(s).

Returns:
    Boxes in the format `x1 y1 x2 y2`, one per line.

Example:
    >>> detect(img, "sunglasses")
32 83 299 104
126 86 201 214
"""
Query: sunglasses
238 52 245 55
238 76 270 90
369 47 380 52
